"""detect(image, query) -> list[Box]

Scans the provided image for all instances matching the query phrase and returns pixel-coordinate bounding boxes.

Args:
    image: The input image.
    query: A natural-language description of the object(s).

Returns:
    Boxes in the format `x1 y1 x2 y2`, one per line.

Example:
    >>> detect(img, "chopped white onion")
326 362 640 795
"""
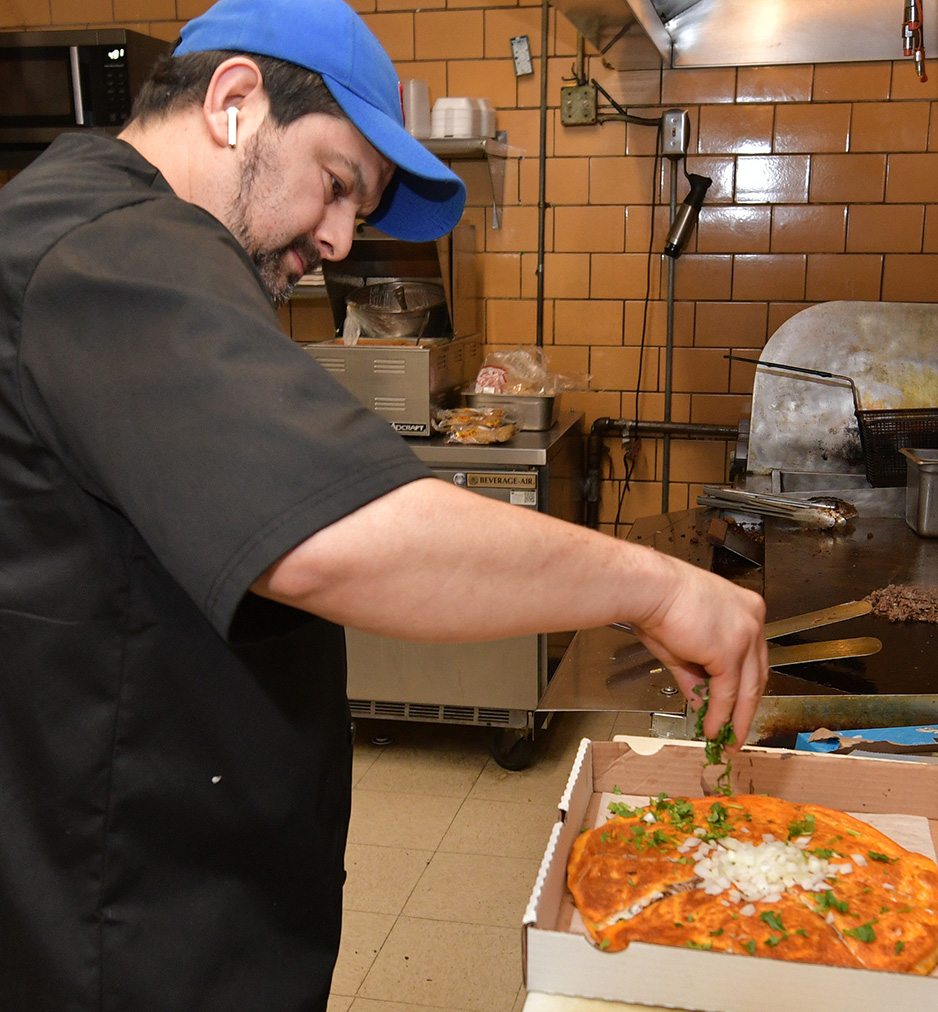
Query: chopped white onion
692 835 832 904
851 853 868 867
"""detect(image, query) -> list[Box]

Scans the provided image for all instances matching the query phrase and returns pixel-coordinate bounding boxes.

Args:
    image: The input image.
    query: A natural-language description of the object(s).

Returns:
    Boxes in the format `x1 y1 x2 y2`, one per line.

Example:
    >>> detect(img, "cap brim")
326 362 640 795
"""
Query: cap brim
322 76 466 242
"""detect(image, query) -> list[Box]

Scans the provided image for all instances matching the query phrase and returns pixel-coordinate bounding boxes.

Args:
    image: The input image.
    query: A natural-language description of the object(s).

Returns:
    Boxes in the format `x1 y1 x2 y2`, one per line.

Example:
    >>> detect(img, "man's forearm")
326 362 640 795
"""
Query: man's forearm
252 476 768 743
253 477 671 641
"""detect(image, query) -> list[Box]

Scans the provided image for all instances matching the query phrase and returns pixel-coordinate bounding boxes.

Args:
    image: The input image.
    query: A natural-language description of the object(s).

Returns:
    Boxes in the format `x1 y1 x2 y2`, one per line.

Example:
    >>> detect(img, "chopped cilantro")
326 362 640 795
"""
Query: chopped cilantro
667 798 696 829
787 814 816 839
710 928 724 937
896 941 905 955
844 922 876 943
808 848 835 859
651 829 671 848
709 802 730 825
608 801 641 819
764 935 782 948
651 792 670 813
692 684 735 796
760 911 785 932
815 891 849 915
686 940 712 950
599 938 611 950
868 851 899 864
743 940 756 955
795 929 807 938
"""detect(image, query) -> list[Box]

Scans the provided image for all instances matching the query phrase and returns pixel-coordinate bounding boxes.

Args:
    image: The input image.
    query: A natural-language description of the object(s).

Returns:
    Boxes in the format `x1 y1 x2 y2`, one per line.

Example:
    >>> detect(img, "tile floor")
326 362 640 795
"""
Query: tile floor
327 708 647 1012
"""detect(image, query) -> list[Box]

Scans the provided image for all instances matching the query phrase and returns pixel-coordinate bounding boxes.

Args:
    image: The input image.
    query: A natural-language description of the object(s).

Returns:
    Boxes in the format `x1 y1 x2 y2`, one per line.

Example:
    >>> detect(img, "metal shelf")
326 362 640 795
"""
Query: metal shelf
422 136 518 160
422 135 522 229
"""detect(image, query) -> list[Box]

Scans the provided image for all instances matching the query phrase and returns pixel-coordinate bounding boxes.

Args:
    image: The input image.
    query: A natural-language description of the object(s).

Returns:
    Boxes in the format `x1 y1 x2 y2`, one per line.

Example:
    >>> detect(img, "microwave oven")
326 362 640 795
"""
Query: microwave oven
0 29 168 168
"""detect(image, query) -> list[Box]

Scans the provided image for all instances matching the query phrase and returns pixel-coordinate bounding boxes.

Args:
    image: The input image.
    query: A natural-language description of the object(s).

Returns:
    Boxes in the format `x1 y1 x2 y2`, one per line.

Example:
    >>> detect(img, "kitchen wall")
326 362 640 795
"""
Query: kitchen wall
3 1 937 535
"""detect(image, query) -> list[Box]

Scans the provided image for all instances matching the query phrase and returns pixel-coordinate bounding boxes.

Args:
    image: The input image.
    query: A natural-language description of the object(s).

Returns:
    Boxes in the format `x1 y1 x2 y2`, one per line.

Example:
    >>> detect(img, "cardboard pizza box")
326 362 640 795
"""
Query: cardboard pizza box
523 737 938 1012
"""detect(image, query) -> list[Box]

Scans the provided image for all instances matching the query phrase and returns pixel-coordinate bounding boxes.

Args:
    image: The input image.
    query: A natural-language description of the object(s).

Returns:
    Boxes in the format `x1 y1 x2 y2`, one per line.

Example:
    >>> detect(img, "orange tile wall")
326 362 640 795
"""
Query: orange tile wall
3 1 937 535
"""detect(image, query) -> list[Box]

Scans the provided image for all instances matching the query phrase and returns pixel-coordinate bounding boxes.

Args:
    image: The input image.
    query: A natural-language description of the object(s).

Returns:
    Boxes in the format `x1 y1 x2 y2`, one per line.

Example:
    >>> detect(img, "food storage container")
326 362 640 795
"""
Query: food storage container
464 391 558 431
900 446 938 536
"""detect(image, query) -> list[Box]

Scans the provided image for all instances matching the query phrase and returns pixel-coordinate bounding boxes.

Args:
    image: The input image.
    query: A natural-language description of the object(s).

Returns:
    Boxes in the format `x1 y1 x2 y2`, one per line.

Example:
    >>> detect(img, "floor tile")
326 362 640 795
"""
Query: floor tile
438 797 559 860
344 843 433 915
402 851 541 928
355 745 489 799
468 754 574 806
358 916 522 1012
330 909 396 997
348 790 462 850
351 742 382 787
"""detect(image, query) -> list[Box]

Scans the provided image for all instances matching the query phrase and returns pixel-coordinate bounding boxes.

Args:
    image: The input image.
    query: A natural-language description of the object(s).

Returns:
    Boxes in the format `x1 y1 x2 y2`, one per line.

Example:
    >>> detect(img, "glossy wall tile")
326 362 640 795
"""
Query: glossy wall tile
8 0 938 535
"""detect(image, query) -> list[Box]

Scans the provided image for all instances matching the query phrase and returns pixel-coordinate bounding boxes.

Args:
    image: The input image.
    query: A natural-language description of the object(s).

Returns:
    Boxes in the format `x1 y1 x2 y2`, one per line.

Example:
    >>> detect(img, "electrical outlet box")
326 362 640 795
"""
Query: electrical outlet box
661 108 690 157
560 84 597 126
510 35 533 77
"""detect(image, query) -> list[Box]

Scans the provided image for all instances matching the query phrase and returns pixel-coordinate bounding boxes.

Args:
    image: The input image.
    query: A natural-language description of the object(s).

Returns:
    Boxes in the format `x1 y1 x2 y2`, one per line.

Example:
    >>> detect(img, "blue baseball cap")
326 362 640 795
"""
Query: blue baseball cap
175 0 466 242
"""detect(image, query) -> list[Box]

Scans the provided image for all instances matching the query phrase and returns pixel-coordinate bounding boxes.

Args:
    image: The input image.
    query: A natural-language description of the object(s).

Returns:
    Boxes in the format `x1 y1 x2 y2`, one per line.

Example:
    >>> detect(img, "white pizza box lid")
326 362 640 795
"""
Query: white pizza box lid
523 737 938 1012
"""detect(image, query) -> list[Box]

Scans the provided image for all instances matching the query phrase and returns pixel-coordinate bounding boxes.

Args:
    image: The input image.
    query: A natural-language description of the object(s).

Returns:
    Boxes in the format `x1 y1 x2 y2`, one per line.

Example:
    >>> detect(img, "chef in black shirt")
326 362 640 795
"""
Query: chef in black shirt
0 0 768 1008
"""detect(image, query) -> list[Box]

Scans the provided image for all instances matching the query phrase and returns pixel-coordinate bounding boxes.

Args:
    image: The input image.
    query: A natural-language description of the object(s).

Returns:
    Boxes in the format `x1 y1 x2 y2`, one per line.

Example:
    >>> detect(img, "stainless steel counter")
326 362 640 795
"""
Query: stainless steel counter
408 410 582 466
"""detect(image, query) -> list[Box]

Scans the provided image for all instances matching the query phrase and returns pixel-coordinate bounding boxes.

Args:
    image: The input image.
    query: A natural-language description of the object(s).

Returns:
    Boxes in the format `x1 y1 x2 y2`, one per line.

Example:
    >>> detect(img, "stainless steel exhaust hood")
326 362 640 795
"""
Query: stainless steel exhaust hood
551 0 938 71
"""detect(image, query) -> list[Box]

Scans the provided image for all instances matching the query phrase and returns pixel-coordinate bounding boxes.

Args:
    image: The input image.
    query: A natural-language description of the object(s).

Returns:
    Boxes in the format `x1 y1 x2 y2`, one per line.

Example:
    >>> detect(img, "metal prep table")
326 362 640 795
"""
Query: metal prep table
539 486 938 745
345 411 584 768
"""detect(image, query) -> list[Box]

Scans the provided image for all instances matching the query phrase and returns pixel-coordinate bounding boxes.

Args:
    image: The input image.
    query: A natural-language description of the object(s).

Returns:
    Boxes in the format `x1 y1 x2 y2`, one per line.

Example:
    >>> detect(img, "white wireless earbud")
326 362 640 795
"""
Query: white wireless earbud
226 106 238 147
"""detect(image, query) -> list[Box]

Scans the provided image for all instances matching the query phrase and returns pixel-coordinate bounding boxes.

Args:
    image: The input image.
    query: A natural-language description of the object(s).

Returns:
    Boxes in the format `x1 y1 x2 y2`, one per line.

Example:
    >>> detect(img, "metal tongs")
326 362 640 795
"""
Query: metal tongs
696 485 858 530
608 598 882 682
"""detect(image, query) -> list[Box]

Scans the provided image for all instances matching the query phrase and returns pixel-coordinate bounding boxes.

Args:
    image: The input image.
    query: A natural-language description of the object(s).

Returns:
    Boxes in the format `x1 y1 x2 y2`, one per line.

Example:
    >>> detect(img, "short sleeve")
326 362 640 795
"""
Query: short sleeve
18 198 430 634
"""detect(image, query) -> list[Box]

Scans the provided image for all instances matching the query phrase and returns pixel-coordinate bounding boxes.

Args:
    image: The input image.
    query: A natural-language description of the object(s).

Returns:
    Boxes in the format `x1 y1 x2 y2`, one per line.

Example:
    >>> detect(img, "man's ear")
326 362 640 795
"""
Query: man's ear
203 58 267 149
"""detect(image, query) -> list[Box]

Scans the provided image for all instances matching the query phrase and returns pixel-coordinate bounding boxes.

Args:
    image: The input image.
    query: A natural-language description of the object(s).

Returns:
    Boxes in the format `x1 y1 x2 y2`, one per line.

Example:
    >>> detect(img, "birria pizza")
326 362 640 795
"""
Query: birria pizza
567 794 938 974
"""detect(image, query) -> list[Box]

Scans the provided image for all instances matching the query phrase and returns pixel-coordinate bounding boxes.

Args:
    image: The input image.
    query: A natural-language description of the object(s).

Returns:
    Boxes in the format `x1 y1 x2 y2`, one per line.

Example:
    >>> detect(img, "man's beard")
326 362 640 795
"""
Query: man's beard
227 128 320 307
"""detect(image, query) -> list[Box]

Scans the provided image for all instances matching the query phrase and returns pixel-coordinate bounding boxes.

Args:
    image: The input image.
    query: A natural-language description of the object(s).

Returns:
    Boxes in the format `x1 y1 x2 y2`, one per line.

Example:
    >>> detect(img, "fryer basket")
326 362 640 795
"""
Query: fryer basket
728 353 938 488
856 408 938 487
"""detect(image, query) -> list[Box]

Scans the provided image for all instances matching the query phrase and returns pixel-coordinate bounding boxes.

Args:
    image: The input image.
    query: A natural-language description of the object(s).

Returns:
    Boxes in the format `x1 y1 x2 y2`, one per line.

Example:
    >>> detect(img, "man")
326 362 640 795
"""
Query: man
0 0 767 1008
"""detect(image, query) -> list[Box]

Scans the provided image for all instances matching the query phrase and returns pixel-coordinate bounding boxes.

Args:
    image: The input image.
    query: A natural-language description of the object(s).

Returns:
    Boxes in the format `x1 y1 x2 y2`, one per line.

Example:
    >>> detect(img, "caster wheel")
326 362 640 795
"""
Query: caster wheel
490 728 536 771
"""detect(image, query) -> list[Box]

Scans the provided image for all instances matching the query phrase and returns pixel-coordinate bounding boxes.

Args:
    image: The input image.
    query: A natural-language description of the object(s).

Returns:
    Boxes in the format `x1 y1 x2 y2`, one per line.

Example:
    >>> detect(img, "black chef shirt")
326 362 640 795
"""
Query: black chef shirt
0 133 430 1011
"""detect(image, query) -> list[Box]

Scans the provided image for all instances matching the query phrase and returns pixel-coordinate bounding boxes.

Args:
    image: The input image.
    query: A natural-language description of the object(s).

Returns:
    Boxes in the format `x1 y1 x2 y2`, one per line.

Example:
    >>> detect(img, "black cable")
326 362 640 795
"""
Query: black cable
590 78 663 127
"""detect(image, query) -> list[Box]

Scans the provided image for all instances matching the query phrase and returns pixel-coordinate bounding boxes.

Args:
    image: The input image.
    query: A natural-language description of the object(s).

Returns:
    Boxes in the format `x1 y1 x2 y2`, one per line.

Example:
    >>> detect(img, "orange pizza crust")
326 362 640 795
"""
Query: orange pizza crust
566 794 938 974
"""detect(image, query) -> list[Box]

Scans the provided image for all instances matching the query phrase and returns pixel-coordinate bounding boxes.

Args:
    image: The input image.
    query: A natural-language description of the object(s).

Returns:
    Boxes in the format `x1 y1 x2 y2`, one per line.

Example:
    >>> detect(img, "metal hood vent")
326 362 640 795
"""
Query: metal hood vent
551 0 938 71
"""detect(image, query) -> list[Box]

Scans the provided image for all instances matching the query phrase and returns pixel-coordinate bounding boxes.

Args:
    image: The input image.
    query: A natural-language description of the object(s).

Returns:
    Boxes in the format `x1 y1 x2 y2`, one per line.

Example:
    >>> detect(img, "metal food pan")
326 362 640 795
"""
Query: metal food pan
463 391 558 431
900 446 938 536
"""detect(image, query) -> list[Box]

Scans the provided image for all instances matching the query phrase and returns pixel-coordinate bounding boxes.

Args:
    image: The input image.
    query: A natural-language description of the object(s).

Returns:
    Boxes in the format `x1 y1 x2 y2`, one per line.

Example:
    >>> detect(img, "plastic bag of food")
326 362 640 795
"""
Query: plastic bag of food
469 347 588 396
433 407 518 444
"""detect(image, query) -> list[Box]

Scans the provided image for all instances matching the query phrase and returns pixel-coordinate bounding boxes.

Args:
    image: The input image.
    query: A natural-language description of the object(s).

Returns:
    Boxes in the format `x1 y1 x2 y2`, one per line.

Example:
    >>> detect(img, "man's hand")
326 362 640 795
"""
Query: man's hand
625 557 768 750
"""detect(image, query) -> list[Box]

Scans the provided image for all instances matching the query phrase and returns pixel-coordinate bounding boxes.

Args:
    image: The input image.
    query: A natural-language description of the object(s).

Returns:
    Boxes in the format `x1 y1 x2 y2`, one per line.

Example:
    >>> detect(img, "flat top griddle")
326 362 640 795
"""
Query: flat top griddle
538 499 938 744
